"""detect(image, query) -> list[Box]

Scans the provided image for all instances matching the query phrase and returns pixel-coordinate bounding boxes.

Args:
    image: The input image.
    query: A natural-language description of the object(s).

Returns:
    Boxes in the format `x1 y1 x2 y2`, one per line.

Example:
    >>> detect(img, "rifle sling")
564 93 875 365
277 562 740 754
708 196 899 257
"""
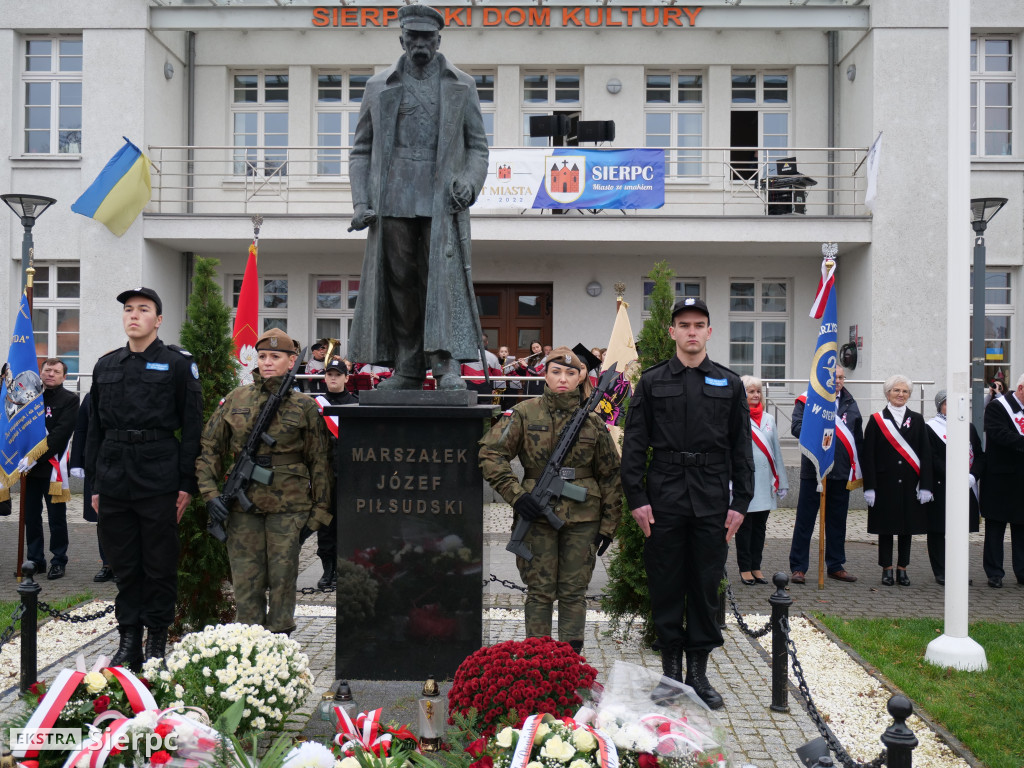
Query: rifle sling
252 452 304 467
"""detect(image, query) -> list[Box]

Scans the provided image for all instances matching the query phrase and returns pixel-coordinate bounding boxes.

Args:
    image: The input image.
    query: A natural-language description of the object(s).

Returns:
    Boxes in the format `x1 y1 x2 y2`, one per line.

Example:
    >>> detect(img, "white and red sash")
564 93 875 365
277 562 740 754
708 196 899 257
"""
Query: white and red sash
996 394 1024 438
834 416 862 488
315 395 340 438
872 411 920 475
48 443 72 503
928 414 979 500
750 419 780 491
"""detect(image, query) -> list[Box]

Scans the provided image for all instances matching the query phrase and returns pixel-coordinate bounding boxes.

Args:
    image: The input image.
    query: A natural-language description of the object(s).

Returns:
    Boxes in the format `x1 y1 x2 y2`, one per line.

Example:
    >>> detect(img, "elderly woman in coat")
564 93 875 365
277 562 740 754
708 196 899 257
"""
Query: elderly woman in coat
862 374 934 586
735 375 788 585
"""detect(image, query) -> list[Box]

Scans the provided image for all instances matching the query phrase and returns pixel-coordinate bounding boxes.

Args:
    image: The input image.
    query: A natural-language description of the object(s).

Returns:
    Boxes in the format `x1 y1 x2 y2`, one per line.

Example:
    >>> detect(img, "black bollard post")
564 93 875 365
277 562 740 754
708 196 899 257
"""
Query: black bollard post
881 695 918 768
18 561 42 693
769 571 792 712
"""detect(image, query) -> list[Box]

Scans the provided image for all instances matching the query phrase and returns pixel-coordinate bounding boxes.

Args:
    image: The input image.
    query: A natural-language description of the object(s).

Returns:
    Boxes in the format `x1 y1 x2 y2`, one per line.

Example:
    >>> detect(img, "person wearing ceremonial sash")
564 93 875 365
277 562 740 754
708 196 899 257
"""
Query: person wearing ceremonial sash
923 389 983 585
23 358 80 580
313 356 357 589
789 365 863 584
862 374 933 586
736 375 787 585
621 298 753 710
980 373 1024 588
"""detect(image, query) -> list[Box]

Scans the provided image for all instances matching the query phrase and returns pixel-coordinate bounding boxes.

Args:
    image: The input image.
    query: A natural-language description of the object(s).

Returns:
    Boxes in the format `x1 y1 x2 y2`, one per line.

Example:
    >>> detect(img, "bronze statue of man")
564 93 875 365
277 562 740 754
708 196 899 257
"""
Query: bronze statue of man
348 4 489 391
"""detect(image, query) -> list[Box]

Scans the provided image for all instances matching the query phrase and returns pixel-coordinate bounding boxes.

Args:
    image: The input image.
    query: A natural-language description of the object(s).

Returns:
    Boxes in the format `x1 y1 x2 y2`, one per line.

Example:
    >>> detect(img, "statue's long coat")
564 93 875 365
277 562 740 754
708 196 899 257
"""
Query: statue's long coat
348 54 490 365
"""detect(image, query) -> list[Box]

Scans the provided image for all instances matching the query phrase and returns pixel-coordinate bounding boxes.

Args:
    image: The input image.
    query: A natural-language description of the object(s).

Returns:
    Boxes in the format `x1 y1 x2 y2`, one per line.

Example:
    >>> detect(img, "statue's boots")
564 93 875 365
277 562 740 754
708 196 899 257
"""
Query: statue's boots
110 625 143 672
685 650 725 710
650 646 683 703
377 374 423 390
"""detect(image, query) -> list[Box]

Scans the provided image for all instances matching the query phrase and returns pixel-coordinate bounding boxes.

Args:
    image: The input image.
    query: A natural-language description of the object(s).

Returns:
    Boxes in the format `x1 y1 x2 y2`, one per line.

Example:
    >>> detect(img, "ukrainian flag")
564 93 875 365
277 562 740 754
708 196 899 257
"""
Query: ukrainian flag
71 137 152 237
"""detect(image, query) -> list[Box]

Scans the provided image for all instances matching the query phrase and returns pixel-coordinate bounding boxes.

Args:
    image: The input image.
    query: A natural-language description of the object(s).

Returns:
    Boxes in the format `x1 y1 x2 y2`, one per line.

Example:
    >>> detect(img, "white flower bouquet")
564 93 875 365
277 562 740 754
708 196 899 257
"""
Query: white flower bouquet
141 623 313 735
466 713 617 768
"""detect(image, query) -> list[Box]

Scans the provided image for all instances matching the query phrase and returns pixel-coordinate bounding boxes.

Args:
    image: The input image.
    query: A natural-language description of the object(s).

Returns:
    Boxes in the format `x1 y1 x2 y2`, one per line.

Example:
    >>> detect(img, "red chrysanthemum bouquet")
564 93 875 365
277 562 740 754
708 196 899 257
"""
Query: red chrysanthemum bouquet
447 638 598 737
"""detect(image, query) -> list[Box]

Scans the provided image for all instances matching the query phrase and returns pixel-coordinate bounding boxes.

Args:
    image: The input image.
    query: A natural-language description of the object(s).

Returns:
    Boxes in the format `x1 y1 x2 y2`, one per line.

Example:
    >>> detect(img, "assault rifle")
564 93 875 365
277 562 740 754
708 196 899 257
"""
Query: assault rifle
506 363 619 561
208 348 307 542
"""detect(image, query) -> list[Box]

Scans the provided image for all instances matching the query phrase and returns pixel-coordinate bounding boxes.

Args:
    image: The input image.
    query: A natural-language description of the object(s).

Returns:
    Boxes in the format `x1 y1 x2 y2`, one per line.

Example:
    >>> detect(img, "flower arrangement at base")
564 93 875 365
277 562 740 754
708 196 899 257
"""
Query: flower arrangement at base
329 706 421 768
141 623 313 735
448 639 598 738
464 713 616 768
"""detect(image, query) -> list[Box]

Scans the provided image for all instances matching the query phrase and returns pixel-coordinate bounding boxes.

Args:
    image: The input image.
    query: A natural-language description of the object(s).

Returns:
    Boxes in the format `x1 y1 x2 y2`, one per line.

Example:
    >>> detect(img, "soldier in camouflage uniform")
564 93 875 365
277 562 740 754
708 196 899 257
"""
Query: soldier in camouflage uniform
479 346 622 652
196 328 332 634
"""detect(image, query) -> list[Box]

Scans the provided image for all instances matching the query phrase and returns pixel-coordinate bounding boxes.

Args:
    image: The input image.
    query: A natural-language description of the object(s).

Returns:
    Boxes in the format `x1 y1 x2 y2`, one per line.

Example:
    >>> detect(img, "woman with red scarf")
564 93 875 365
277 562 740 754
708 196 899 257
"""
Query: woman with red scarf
736 375 788 585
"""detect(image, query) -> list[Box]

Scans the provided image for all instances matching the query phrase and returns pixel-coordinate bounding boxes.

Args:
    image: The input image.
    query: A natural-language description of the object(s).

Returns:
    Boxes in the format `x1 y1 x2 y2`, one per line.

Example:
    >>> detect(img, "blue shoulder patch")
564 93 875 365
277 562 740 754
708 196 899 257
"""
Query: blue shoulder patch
704 376 728 387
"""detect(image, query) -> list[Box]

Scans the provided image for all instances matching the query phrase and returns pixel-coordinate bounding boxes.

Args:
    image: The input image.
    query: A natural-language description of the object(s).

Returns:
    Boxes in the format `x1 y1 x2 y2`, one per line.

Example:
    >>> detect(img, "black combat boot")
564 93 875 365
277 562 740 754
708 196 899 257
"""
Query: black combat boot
685 650 724 710
144 627 169 663
317 557 336 590
650 646 683 703
567 640 584 655
110 625 143 672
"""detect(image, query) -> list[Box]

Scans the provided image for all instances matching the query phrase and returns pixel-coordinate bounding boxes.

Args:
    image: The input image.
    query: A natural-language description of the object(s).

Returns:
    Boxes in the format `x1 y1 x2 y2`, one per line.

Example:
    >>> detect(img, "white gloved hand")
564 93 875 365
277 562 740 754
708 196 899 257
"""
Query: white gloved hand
16 457 36 474
968 474 977 491
69 468 86 479
918 489 934 504
864 490 876 507
776 488 787 502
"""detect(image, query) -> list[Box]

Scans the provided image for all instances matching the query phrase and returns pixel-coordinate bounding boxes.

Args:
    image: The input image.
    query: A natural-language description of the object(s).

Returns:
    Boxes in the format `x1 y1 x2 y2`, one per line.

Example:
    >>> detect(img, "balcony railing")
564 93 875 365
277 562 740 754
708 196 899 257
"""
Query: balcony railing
147 144 868 217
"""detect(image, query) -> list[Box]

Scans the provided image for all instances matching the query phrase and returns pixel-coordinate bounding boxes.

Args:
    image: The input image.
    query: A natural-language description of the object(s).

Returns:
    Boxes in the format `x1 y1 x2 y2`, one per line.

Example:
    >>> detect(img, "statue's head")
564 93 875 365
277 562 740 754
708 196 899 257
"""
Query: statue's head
398 4 444 66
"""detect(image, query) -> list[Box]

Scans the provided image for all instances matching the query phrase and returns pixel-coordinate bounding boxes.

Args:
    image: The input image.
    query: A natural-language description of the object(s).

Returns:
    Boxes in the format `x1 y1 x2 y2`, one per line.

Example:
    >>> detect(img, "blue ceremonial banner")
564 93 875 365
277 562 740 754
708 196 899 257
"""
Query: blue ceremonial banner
478 148 665 210
0 293 48 497
798 258 839 484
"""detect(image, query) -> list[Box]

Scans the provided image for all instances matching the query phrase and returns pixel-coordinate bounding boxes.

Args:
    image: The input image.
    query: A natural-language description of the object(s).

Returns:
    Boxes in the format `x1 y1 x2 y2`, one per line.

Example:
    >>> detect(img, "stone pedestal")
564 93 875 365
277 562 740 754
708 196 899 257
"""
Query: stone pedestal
328 401 495 680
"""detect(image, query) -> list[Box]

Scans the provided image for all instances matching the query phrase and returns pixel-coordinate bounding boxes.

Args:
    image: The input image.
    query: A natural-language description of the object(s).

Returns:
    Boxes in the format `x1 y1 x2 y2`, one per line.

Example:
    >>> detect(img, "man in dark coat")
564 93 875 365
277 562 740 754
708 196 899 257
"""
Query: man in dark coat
70 393 113 582
24 358 80 580
347 3 489 390
981 373 1024 588
621 297 754 710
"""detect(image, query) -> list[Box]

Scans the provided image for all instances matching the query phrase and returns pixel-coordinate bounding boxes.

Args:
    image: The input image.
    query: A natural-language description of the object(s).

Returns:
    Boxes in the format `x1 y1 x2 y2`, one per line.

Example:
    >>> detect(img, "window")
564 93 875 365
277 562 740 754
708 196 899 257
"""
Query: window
728 279 789 379
232 72 289 176
971 37 1014 156
32 264 80 374
316 70 370 176
470 71 496 147
729 72 790 180
645 72 704 179
22 36 82 154
231 276 289 333
641 278 704 318
970 269 1013 385
312 276 360 357
522 70 581 147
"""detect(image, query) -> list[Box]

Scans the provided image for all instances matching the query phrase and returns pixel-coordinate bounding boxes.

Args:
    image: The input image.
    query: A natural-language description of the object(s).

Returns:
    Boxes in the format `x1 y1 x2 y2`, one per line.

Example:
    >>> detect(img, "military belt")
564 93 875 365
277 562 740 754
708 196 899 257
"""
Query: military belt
523 467 593 480
393 147 435 161
105 429 174 443
253 452 304 467
652 450 725 467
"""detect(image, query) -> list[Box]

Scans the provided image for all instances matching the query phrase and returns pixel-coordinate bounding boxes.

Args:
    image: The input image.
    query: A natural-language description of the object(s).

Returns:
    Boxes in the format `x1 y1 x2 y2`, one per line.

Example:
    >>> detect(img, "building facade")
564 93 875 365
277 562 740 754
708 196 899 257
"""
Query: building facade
1 0 1021 420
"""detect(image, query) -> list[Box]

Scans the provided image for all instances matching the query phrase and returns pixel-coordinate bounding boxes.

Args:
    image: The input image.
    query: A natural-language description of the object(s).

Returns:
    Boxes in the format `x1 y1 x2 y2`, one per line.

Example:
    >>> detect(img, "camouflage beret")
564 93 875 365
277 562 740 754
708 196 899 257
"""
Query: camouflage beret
544 345 586 373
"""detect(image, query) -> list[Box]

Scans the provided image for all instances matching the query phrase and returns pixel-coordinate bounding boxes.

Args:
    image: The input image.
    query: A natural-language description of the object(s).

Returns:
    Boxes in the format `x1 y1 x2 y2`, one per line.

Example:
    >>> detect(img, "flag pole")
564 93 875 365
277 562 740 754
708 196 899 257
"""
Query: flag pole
817 477 826 590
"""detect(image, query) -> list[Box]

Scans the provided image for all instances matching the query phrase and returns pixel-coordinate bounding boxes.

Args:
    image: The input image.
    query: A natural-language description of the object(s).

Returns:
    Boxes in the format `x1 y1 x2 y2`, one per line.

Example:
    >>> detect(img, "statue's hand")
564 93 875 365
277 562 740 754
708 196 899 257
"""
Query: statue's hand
350 204 377 231
450 179 474 212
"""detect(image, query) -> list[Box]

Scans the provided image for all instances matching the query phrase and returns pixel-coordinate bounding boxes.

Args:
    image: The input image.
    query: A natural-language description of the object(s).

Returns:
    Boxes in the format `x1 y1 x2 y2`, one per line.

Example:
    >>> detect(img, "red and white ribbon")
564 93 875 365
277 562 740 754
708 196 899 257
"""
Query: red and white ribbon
996 394 1024 438
872 412 920 475
809 258 836 320
333 708 393 755
638 713 710 756
315 395 340 438
15 669 86 760
834 416 862 488
105 667 158 713
750 421 779 492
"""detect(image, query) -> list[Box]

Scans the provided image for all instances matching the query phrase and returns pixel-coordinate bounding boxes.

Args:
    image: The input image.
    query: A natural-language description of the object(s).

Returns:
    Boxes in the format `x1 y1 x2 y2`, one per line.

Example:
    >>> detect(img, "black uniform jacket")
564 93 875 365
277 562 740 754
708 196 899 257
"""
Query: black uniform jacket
792 387 863 483
924 418 982 533
981 393 1024 524
621 354 754 517
27 384 80 481
863 406 933 535
84 338 203 500
70 392 95 520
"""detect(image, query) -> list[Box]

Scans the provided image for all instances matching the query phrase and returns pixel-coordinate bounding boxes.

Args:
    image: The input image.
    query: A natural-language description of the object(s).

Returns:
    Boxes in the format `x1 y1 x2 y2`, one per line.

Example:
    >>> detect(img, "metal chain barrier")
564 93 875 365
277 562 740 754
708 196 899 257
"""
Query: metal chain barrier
0 603 27 653
483 573 603 601
723 581 773 638
298 584 336 595
36 601 115 624
781 615 887 768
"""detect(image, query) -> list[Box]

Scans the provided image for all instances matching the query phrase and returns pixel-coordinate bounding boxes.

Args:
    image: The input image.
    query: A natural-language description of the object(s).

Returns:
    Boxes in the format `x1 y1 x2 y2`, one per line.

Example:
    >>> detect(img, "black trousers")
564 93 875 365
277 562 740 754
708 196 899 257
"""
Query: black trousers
644 507 727 653
98 492 178 628
24 476 69 567
316 500 337 562
926 531 945 578
982 519 1024 582
381 216 431 378
877 534 913 568
735 510 768 572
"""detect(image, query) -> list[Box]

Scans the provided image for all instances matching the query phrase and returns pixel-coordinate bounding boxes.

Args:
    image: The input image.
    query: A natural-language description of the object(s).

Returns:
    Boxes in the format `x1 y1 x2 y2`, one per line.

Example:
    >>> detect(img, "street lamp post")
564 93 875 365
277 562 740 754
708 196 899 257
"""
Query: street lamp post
970 197 1007 437
2 194 57 293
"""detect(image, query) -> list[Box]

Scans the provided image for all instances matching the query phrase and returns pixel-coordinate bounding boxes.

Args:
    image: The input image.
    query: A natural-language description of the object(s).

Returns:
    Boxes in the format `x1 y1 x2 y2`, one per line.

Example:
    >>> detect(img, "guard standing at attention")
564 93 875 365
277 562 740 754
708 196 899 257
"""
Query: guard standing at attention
479 346 622 653
196 328 332 635
312 356 358 589
620 298 754 710
84 287 204 670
